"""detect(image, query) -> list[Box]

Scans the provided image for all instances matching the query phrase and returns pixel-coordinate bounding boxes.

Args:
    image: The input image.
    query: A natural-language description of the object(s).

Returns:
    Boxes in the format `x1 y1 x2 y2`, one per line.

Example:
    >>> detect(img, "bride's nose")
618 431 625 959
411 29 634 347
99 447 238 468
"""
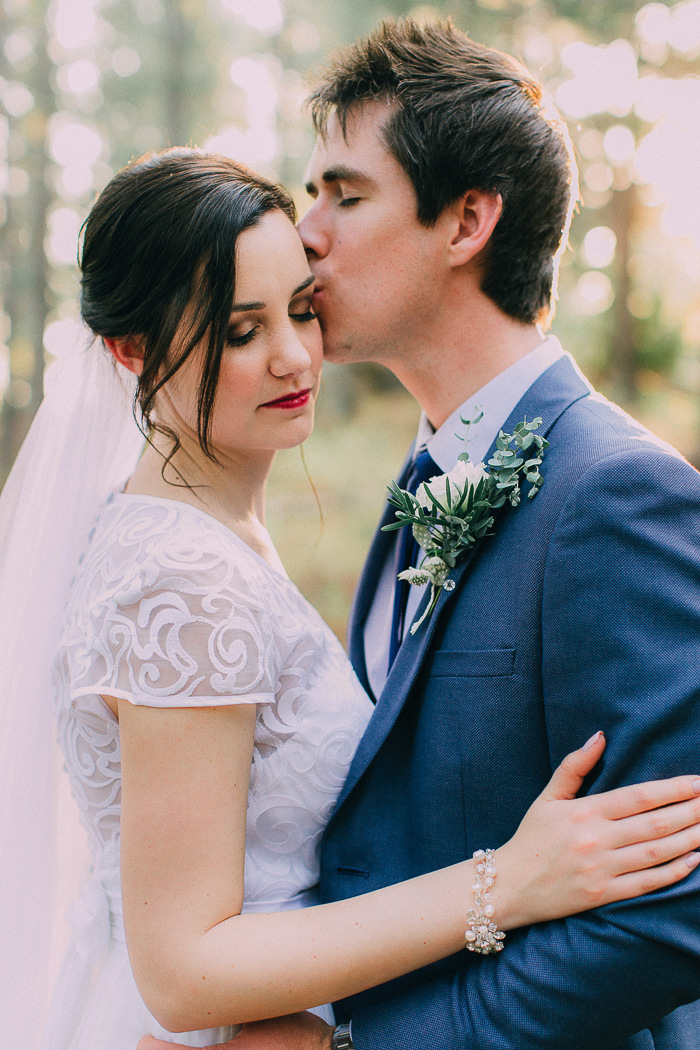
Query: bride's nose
268 329 313 377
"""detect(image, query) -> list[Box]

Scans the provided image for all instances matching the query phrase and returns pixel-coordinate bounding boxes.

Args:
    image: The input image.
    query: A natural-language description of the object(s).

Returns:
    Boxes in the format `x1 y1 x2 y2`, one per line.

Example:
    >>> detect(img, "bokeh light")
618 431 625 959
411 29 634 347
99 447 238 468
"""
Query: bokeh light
111 47 141 78
43 317 87 358
583 227 617 270
49 116 103 168
575 271 615 315
221 0 284 36
603 125 636 167
2 82 34 118
51 0 102 53
557 40 638 119
46 208 82 266
57 60 101 98
3 30 35 66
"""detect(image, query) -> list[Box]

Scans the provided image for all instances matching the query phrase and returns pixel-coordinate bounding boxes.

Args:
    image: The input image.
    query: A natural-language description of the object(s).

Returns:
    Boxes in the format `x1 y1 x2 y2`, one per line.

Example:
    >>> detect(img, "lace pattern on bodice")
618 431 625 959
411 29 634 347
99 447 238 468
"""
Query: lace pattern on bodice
54 494 372 907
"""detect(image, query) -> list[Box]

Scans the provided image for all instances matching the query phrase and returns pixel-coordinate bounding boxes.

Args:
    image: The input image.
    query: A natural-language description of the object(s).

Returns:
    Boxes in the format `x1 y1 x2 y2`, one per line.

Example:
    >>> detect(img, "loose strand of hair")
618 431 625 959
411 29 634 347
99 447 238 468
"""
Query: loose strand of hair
300 443 324 544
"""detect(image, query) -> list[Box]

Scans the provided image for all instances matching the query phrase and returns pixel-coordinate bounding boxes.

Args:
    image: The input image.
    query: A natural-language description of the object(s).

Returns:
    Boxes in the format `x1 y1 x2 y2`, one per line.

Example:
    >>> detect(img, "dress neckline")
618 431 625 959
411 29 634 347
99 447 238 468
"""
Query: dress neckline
112 491 290 582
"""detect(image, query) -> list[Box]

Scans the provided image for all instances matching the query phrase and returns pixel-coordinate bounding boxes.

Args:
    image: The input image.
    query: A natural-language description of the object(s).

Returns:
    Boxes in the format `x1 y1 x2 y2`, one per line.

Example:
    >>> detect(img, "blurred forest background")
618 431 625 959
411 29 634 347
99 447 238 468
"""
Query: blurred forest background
1 0 700 638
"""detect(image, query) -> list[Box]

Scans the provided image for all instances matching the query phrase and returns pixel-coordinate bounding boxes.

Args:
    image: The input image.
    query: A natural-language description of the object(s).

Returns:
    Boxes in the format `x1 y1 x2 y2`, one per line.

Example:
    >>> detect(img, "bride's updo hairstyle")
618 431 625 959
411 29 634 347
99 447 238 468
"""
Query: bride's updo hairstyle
79 147 295 458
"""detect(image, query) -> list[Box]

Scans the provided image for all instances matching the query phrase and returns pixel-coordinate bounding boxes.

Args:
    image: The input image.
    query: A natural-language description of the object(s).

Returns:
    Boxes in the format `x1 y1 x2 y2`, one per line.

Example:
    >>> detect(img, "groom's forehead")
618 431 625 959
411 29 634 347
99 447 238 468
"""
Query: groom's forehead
304 108 400 189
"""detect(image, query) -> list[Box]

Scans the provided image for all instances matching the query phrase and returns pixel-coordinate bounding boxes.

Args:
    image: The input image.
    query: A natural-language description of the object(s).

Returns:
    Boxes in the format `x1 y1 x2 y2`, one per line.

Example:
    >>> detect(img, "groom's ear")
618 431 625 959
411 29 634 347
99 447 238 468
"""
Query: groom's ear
446 189 503 269
103 336 145 376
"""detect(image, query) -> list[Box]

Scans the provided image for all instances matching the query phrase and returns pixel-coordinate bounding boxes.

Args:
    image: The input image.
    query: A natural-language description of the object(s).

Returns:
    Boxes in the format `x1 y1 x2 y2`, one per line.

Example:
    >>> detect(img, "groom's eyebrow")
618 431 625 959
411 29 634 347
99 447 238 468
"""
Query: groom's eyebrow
230 276 315 313
304 165 374 195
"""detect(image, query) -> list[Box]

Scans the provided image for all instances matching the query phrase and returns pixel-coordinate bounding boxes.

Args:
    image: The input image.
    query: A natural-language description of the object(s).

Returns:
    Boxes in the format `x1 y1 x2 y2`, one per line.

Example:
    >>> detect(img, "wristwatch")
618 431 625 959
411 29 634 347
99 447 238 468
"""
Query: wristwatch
331 1022 354 1049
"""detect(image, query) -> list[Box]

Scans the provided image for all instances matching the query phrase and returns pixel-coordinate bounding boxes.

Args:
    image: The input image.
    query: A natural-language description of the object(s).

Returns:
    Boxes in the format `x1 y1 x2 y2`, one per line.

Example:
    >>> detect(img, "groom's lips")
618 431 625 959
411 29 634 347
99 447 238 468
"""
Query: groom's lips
261 388 312 409
311 286 327 323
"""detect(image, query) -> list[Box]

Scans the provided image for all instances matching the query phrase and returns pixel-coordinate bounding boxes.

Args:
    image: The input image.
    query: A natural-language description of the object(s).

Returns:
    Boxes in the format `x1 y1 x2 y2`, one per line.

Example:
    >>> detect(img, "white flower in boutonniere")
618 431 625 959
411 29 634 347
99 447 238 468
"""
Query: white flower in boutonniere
416 458 489 511
383 412 549 636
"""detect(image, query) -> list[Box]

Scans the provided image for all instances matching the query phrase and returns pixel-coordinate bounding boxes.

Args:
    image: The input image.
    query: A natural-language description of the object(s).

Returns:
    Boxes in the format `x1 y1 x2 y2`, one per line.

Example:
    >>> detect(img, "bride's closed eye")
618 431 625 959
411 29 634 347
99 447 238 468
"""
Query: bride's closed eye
290 308 318 324
226 324 258 348
289 288 318 325
226 309 316 347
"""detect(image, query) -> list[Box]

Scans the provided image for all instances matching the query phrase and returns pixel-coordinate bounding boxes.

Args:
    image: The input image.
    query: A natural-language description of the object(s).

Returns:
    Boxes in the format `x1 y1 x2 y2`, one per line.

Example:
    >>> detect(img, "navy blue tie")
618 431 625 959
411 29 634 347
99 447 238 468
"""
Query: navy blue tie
388 447 439 669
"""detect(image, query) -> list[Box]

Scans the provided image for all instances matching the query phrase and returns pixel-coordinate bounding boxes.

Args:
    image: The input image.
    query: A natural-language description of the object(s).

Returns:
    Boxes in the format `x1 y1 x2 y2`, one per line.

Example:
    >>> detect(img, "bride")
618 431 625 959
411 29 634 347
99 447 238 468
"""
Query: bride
2 148 700 1050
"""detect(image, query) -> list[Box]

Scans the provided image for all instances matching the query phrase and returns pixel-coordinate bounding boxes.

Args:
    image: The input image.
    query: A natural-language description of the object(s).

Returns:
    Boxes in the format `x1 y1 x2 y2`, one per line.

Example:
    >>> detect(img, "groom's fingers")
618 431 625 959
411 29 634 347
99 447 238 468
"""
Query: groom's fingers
137 1040 235 1050
138 1041 190 1050
595 775 700 821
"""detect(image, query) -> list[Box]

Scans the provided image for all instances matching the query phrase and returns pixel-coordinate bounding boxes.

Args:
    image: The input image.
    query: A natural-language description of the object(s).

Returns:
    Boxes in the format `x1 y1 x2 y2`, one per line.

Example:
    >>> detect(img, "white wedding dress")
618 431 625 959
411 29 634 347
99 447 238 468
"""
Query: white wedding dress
47 492 373 1050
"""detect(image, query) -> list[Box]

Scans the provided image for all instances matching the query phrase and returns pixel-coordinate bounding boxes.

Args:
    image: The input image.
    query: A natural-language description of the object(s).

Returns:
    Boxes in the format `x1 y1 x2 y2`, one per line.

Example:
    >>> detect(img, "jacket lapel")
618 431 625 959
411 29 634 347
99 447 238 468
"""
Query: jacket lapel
334 544 479 813
496 352 592 451
347 448 414 698
335 354 592 815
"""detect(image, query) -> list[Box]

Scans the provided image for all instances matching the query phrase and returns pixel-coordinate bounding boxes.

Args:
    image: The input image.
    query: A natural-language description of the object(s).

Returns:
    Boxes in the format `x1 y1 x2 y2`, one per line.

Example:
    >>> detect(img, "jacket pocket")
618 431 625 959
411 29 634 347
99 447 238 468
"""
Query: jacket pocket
427 647 516 678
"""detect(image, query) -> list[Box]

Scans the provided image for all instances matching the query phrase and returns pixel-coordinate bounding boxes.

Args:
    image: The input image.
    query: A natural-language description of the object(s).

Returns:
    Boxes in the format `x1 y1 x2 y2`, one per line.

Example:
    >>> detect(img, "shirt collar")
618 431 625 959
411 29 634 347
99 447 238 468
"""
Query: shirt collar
415 336 566 473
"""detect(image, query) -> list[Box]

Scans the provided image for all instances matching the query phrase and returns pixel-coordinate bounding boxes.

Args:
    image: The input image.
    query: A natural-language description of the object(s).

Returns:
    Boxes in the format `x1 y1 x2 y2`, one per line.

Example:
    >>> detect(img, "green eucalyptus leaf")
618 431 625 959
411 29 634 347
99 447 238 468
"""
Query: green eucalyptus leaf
460 410 484 428
445 476 454 510
422 486 446 512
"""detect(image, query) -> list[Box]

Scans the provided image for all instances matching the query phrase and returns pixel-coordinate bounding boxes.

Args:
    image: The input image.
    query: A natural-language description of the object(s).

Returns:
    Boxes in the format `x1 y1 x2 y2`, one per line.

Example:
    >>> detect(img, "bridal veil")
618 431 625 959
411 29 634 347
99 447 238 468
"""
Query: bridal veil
0 337 143 1048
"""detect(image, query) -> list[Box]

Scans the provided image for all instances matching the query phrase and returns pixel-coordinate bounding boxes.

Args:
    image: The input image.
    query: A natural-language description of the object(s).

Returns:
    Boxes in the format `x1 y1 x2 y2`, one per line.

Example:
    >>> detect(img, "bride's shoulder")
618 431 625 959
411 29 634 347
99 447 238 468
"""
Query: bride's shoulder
60 493 284 710
74 492 264 611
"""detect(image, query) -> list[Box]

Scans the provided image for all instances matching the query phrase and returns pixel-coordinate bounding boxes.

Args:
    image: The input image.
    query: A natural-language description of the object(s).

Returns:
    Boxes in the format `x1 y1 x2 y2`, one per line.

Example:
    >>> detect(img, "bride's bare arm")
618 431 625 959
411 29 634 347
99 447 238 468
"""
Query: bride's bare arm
114 698 700 1033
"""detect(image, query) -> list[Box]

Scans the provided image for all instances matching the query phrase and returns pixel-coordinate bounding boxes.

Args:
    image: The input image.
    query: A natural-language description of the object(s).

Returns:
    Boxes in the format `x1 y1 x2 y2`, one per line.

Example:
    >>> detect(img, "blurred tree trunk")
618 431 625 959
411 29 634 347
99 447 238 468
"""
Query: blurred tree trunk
609 184 638 404
24 5 52 413
163 0 189 145
0 3 53 484
0 15 16 485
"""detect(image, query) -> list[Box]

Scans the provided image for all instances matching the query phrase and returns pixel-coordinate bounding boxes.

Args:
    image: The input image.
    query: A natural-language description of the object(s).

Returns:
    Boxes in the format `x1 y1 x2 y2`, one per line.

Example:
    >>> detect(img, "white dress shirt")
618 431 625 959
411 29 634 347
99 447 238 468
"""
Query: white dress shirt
363 336 566 699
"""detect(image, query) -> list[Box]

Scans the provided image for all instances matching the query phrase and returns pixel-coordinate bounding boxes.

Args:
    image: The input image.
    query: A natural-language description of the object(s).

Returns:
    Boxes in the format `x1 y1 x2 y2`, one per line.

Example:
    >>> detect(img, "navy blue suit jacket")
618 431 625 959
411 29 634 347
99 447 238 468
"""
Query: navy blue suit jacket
319 355 700 1049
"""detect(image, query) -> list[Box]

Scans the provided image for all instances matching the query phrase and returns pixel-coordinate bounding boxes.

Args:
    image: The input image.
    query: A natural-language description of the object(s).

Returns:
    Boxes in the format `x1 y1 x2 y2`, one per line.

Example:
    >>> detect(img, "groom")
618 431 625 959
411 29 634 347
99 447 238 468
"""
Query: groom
147 18 700 1050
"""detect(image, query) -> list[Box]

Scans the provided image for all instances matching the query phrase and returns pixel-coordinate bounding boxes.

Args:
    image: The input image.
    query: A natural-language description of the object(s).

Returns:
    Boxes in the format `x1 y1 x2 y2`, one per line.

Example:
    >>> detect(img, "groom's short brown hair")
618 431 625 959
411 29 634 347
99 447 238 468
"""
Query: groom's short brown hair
309 18 576 327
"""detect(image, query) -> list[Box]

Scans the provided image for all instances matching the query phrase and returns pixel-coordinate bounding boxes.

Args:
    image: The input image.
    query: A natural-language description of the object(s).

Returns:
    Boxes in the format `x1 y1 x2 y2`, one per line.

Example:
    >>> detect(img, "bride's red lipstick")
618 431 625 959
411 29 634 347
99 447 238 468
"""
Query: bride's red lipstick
261 388 312 409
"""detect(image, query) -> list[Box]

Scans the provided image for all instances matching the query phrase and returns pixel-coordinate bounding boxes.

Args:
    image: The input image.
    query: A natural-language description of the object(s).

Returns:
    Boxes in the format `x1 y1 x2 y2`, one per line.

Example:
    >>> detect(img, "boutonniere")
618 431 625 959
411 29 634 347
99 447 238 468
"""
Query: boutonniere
383 413 549 636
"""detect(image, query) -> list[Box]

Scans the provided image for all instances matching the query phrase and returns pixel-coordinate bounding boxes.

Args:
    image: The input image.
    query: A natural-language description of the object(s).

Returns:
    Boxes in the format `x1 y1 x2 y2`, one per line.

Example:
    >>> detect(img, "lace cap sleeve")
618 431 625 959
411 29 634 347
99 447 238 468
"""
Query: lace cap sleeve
68 500 277 708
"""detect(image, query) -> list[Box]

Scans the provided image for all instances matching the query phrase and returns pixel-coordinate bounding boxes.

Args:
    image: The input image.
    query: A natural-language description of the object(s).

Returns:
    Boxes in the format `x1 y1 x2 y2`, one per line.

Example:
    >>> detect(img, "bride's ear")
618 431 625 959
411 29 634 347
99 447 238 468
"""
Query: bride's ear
103 336 145 376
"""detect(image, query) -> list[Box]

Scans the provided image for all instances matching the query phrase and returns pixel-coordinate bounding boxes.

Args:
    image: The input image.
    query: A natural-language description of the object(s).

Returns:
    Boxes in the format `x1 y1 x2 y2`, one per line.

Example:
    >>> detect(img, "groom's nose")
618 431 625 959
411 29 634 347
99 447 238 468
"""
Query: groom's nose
297 202 329 262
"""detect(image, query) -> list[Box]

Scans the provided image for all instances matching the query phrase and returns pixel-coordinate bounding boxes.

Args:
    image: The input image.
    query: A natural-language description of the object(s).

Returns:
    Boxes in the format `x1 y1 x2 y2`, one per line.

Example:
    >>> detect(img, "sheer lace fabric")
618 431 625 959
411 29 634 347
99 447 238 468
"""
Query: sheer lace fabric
49 493 373 1049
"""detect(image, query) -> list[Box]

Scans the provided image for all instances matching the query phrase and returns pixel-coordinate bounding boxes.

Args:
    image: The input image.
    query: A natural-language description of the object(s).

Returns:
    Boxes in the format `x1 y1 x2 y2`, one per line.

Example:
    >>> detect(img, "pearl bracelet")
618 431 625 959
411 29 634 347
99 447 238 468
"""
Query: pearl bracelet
465 848 506 954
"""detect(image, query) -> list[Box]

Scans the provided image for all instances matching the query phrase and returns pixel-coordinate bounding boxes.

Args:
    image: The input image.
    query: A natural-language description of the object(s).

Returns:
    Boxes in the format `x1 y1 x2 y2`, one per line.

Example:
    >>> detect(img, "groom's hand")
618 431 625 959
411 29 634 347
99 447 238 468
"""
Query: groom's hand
233 1014 334 1049
137 1013 333 1050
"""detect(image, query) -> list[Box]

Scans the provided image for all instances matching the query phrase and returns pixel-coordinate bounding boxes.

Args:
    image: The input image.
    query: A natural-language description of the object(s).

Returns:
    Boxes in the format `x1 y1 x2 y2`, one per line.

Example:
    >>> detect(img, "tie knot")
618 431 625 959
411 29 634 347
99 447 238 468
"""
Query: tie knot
406 447 439 495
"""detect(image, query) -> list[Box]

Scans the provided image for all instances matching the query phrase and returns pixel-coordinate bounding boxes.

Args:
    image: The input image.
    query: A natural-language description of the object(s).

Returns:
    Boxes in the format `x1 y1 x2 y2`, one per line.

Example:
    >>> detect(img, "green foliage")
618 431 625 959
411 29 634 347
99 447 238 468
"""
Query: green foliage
636 301 683 377
487 417 549 503
382 415 549 634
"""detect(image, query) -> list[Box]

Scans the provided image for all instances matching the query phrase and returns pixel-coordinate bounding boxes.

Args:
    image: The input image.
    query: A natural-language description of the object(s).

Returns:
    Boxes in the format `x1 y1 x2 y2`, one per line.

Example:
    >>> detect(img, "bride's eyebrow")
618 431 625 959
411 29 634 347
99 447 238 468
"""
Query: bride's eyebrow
230 275 314 313
230 299 265 313
289 274 315 297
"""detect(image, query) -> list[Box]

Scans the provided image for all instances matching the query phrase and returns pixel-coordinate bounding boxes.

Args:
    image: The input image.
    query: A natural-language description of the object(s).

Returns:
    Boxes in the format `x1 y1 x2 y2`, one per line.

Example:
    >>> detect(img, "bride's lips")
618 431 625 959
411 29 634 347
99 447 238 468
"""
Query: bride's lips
260 388 312 409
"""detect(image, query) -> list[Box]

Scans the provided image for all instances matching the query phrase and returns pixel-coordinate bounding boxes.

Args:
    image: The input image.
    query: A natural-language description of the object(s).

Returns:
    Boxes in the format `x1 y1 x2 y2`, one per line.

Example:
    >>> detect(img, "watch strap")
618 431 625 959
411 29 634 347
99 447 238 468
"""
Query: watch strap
331 1022 354 1049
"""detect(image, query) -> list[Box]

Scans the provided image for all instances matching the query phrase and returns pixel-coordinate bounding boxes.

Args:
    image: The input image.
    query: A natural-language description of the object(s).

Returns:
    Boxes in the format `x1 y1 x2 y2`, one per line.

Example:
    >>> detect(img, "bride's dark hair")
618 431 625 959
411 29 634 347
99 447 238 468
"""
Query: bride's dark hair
79 147 296 460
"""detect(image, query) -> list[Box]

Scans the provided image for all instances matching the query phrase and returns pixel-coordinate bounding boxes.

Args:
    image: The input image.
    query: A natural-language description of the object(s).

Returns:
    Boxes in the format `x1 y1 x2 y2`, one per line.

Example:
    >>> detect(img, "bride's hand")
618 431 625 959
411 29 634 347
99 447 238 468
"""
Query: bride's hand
495 731 700 929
